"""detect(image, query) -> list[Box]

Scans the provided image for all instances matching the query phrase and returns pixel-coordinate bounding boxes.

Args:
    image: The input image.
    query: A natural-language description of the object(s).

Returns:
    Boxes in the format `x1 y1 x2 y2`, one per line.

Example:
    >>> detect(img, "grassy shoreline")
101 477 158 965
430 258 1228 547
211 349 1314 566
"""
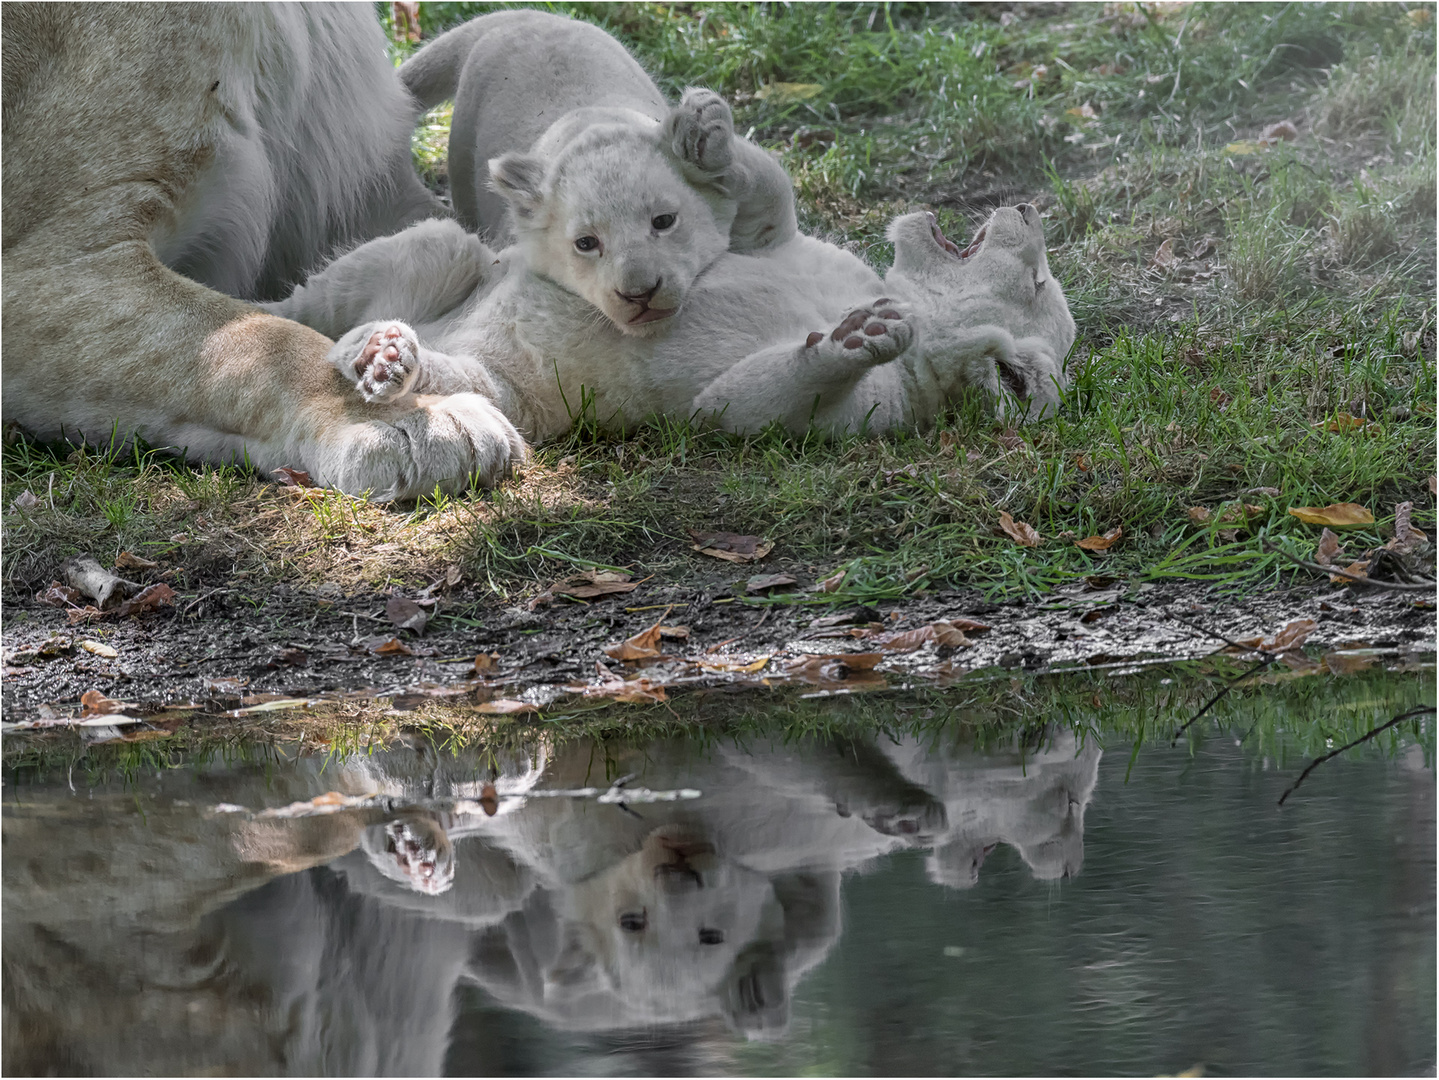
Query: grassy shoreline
4 2 1434 614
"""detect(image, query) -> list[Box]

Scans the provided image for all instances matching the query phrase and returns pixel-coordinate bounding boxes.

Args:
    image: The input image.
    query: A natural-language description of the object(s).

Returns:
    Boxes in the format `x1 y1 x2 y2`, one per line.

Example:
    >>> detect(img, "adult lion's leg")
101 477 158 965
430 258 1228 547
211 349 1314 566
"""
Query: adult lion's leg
2 240 525 499
2 5 523 500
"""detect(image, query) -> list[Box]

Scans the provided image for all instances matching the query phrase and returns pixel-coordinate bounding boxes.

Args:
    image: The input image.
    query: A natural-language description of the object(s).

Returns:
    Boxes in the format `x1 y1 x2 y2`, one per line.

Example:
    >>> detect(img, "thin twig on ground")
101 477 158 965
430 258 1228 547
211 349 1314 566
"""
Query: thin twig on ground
1263 542 1436 592
1277 705 1436 806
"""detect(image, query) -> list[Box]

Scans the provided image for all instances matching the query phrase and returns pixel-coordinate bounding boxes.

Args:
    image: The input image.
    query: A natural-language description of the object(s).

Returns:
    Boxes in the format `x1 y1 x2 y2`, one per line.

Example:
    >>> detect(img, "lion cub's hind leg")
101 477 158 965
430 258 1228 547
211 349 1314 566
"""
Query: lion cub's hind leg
808 300 913 370
333 321 422 403
666 88 735 175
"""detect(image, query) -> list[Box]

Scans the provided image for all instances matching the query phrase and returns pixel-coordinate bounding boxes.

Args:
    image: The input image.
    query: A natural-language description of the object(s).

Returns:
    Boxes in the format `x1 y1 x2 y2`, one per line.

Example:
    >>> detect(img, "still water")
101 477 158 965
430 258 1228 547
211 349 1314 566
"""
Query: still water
4 684 1434 1076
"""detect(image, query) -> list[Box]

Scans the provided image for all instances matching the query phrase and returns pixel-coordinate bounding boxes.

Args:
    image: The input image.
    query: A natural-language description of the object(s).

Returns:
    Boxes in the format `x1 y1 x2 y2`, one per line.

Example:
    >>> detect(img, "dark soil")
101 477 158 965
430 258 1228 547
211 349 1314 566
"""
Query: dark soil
3 569 1433 724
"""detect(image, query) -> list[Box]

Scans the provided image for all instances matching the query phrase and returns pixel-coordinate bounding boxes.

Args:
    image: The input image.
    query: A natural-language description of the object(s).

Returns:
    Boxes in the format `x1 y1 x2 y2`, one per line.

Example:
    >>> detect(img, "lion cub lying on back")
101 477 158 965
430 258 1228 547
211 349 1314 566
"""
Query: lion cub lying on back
271 14 1074 451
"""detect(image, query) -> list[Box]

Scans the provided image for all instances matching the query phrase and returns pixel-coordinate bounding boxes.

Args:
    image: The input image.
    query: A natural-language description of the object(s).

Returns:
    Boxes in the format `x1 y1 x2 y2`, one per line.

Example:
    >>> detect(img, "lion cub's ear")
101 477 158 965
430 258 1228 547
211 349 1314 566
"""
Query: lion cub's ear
488 153 546 218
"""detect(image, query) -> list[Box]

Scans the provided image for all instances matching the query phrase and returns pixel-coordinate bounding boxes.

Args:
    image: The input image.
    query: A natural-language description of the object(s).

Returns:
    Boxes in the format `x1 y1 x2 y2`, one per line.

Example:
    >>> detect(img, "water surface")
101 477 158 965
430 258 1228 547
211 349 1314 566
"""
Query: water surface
4 677 1434 1076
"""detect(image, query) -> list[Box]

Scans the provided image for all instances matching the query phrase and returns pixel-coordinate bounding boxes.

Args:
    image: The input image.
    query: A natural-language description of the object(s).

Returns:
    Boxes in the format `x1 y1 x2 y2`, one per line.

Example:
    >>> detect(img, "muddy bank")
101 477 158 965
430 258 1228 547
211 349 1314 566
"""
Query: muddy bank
3 568 1433 724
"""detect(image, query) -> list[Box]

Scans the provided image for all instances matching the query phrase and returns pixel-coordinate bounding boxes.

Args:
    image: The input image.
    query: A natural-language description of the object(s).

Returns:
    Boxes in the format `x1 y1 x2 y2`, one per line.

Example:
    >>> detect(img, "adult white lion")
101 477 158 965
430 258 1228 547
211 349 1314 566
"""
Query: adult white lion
2 4 526 500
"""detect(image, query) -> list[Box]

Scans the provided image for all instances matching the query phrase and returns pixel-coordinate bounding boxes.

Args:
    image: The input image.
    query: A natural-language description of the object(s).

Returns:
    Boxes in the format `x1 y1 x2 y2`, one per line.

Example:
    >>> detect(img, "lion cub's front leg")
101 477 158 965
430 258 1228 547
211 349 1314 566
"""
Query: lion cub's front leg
666 87 736 176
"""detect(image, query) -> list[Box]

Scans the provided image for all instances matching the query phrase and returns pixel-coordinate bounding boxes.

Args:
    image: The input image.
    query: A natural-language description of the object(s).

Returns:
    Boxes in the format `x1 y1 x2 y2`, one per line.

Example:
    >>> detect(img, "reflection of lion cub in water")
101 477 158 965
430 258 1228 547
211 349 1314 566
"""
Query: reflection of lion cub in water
3 5 526 500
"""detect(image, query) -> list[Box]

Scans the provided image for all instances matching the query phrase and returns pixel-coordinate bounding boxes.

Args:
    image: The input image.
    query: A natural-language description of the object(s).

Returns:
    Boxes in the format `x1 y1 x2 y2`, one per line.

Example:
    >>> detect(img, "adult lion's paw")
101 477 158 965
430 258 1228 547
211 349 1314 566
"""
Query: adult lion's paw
667 87 735 174
323 393 528 501
805 300 913 366
350 322 420 403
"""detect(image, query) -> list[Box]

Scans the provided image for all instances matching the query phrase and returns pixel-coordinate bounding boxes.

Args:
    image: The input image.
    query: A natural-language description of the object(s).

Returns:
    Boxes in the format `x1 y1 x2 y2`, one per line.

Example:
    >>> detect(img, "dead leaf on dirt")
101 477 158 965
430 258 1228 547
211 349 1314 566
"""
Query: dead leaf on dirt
80 689 137 717
866 621 974 652
114 551 159 571
1331 559 1372 584
473 699 538 716
35 582 84 608
746 573 797 594
1150 238 1178 272
998 511 1041 547
272 466 316 487
1313 412 1382 436
1314 528 1344 566
373 637 414 656
694 655 771 674
386 595 428 635
658 625 690 641
11 490 40 512
555 570 640 601
1287 503 1375 527
1260 119 1299 143
816 569 847 592
604 610 671 661
1429 475 1437 495
1066 101 1099 120
1208 387 1232 411
267 647 309 669
1384 500 1428 554
1237 618 1319 653
938 430 958 451
1076 526 1123 551
78 640 117 659
783 652 886 688
474 652 500 675
111 583 176 619
689 530 774 563
995 428 1025 451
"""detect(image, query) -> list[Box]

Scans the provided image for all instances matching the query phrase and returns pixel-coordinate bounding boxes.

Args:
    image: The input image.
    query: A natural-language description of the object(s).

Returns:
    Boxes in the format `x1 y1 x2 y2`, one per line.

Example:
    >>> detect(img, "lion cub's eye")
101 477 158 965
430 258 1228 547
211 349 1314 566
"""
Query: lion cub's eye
574 235 601 253
619 910 648 933
698 928 725 946
651 213 677 231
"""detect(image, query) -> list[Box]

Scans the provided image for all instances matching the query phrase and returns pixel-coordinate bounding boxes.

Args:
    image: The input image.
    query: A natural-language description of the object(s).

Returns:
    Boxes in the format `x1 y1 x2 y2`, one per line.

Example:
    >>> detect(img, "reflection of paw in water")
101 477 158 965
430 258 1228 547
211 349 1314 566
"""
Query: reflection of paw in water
858 797 947 842
352 322 420 403
381 814 455 895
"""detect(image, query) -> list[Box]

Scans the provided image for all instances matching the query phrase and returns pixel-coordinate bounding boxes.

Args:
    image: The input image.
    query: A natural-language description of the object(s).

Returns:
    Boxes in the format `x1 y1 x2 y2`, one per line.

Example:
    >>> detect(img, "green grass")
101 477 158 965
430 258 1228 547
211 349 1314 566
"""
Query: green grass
4 2 1435 604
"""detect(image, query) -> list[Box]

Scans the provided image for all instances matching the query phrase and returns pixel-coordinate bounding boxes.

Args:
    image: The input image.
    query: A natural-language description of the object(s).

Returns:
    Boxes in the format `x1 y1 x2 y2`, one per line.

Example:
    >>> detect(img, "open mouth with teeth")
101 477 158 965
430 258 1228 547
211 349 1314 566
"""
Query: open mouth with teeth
929 212 986 260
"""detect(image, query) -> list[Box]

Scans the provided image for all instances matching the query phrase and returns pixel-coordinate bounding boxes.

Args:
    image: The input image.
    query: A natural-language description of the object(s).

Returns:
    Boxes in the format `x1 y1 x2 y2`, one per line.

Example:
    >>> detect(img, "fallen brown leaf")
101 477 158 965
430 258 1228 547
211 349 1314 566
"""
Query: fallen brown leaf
998 511 1041 547
35 582 84 608
114 551 159 571
689 530 774 563
474 652 499 674
1313 412 1381 436
1384 500 1427 554
604 610 671 661
575 662 670 703
658 625 690 641
995 428 1025 452
1187 506 1212 525
386 595 428 635
1429 475 1437 495
816 569 847 592
866 621 974 652
1075 526 1123 551
272 466 315 487
746 573 797 594
694 655 771 673
1314 528 1344 566
555 570 639 600
1287 503 1375 527
1331 559 1371 584
1151 238 1178 272
11 490 40 512
373 637 414 656
80 640 118 659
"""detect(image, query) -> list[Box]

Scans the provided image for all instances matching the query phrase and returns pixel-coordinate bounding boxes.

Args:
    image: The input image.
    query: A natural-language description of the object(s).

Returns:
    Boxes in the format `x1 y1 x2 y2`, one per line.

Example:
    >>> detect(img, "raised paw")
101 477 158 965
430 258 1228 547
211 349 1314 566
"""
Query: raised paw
352 322 420 403
807 299 913 367
667 87 735 174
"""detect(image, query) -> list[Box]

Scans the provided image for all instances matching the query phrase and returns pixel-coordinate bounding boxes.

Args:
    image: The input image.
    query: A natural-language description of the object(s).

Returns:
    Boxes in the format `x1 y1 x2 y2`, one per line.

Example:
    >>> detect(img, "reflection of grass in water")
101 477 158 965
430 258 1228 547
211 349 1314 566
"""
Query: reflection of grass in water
6 658 1432 787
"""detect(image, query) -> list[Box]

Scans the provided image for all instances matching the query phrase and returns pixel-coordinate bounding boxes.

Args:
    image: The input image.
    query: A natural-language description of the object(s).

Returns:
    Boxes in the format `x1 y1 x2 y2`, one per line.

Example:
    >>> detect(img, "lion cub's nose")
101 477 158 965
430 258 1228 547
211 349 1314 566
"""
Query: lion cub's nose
617 279 662 305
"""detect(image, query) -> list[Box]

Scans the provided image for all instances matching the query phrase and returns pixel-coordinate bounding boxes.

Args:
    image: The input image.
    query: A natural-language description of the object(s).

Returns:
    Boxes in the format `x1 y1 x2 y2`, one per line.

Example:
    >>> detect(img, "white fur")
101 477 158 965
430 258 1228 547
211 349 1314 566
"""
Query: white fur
271 203 1076 444
3 5 524 501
